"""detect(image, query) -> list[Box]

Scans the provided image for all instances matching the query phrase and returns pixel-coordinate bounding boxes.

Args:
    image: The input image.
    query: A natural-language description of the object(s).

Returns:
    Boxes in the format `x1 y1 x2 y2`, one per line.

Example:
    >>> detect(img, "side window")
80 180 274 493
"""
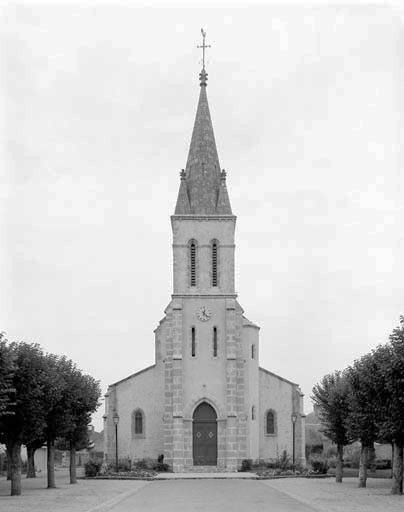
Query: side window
251 405 256 420
131 409 145 437
191 327 196 357
213 327 218 357
251 344 256 359
266 410 276 435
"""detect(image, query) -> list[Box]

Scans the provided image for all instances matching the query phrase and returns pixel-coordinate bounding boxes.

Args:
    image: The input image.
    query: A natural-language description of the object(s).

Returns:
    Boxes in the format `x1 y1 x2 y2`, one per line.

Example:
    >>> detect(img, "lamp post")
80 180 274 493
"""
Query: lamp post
291 413 297 473
113 411 119 473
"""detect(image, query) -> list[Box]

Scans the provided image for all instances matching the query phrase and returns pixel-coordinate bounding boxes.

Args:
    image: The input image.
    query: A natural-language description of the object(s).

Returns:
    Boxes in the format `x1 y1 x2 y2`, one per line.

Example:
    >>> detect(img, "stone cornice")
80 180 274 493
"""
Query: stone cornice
171 294 238 299
171 215 236 222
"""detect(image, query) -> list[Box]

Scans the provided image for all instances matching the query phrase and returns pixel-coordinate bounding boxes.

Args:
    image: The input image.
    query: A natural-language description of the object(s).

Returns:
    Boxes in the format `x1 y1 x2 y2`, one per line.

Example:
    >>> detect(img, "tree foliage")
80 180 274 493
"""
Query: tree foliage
0 333 15 417
312 316 404 494
312 371 352 447
0 338 101 495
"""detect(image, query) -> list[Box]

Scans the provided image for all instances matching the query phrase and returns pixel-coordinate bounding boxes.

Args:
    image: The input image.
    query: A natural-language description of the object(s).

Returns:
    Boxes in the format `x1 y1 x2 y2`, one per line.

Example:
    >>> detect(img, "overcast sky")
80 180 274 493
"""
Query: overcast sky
1 2 403 430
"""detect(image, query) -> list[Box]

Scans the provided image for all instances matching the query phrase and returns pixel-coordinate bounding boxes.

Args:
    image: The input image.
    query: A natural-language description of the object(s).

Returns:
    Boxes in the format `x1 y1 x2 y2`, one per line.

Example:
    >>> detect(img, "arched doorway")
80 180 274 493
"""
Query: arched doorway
192 402 217 466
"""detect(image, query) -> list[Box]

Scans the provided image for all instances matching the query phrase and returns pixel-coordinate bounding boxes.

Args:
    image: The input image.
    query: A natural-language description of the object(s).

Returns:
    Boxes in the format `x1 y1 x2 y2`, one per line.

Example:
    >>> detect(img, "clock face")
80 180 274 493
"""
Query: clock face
197 306 211 322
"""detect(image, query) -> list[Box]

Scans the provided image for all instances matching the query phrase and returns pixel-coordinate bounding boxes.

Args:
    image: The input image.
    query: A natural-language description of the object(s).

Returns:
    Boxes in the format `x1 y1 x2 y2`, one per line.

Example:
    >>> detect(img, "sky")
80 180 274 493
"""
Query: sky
1 2 403 431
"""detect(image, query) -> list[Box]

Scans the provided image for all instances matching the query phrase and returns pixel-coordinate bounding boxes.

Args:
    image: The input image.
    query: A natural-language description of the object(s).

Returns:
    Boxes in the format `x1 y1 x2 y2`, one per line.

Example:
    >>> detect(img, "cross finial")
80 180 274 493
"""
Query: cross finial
197 28 211 71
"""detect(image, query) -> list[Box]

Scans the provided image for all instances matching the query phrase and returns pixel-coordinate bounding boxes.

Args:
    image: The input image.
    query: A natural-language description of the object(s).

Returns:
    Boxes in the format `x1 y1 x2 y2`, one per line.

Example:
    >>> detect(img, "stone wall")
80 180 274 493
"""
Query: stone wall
258 368 305 465
105 364 164 463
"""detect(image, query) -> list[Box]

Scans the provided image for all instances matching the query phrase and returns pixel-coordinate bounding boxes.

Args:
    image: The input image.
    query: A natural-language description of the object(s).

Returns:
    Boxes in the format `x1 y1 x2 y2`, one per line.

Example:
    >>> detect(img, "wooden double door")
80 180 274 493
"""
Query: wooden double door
192 402 217 466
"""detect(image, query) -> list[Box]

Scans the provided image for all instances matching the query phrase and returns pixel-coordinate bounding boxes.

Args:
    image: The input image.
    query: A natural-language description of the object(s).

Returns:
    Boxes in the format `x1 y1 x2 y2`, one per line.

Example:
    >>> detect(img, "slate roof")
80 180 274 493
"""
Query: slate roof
175 69 232 215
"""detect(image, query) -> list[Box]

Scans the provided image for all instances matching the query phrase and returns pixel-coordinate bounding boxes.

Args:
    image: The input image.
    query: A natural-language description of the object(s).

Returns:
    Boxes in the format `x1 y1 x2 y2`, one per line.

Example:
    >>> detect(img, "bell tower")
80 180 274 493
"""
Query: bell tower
162 30 247 472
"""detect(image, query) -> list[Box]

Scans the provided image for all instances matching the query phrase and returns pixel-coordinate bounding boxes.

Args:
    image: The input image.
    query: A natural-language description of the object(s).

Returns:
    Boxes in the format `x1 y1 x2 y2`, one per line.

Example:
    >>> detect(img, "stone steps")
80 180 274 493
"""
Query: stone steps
184 466 228 473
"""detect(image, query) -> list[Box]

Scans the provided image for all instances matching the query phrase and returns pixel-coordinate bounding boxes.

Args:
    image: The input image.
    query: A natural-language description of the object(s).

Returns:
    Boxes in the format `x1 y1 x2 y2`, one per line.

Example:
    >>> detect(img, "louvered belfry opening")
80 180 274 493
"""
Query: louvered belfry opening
212 241 218 286
190 241 196 287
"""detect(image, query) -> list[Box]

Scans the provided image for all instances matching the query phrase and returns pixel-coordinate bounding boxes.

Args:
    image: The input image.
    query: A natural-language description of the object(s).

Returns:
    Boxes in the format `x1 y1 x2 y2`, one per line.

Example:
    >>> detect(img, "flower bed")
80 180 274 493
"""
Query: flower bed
82 468 157 480
256 469 333 480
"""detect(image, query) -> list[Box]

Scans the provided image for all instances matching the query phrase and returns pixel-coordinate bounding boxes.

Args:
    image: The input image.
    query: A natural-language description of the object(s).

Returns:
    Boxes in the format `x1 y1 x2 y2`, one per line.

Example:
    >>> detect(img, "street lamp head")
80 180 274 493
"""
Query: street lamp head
113 411 119 425
291 413 298 424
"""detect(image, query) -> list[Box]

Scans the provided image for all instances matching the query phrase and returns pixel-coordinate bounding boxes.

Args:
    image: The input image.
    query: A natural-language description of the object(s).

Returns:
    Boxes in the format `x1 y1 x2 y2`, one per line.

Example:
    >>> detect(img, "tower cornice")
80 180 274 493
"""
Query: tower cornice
171 215 237 222
171 294 238 299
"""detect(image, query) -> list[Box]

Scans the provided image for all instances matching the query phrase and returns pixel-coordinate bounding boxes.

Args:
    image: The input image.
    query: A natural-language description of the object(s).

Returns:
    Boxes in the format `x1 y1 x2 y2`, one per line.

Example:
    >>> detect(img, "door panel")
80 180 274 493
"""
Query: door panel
193 421 217 465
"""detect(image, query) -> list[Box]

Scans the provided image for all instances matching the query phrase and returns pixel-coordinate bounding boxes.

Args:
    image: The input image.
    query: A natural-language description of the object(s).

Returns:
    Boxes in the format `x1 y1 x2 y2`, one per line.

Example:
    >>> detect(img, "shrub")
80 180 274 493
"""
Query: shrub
310 444 324 455
251 459 267 470
325 446 337 458
310 457 328 474
327 456 337 468
375 459 391 470
134 457 155 470
153 462 170 472
240 459 252 472
85 460 102 477
118 457 132 472
278 450 292 471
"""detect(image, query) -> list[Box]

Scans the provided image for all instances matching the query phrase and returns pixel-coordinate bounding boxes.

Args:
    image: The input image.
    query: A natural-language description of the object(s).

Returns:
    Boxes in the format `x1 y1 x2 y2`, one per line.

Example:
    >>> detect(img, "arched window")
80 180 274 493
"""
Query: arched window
190 240 197 287
251 405 256 420
191 327 196 357
211 240 218 287
135 411 143 434
266 410 276 435
213 327 218 357
131 409 145 437
251 344 256 359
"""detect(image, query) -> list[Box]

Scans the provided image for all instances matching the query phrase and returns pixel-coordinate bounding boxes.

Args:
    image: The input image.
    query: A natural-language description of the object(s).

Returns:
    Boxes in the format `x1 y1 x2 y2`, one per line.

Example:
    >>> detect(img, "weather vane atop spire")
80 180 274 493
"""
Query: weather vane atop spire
197 28 211 71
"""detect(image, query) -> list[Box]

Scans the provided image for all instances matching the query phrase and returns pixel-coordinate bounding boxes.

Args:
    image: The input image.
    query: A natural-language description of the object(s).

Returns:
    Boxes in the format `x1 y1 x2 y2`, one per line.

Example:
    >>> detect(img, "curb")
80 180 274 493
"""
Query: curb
79 476 156 481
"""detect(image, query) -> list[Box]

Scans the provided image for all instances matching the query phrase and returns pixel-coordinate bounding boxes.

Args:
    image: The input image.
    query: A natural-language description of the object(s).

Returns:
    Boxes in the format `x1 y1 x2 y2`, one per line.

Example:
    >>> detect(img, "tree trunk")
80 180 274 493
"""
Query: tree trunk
47 439 56 489
335 443 344 483
391 441 403 495
7 442 22 496
6 449 11 480
358 444 368 488
69 442 77 484
368 443 376 473
26 445 36 478
391 442 394 479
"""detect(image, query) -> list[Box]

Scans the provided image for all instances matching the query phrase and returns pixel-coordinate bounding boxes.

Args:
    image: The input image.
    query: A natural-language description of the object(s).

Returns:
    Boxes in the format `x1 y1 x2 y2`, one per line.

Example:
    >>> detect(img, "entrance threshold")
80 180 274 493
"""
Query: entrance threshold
155 471 258 480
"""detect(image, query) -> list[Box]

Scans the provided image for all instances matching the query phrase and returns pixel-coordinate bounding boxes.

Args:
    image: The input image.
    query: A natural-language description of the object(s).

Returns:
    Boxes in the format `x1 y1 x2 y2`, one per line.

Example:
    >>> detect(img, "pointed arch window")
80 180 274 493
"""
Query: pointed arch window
211 240 218 287
266 410 276 435
191 327 196 357
213 327 218 357
131 409 145 438
190 240 197 287
252 405 256 420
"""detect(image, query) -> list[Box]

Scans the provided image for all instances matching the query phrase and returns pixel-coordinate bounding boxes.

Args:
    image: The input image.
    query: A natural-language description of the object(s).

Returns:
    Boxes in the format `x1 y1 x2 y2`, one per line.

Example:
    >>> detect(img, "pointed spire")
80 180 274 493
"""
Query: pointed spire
174 31 232 215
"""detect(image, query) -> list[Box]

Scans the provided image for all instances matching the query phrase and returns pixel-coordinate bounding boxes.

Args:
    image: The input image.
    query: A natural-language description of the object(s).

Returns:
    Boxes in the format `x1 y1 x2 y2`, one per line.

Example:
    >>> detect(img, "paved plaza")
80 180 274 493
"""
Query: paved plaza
0 471 403 512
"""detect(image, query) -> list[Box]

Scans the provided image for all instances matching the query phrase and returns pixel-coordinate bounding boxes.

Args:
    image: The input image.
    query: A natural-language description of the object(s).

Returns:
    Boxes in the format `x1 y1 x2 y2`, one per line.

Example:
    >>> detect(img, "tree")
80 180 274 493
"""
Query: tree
345 353 380 488
373 317 404 495
0 334 15 417
42 354 72 489
312 371 352 482
25 438 45 478
42 355 101 487
0 343 48 496
61 369 101 484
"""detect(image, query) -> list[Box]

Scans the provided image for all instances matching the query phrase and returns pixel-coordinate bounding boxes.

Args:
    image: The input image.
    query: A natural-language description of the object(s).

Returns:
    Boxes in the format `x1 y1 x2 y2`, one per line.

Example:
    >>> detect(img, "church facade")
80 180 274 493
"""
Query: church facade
103 65 306 472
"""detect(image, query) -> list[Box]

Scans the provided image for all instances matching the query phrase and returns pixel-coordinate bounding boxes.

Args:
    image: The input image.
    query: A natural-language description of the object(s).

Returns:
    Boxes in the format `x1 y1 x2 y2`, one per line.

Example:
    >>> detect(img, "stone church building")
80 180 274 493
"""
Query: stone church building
104 64 306 472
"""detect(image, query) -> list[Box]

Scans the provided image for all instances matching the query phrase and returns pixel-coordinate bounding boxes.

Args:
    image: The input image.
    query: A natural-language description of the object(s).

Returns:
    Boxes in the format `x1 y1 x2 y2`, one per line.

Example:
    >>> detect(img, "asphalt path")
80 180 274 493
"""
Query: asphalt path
107 479 317 512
